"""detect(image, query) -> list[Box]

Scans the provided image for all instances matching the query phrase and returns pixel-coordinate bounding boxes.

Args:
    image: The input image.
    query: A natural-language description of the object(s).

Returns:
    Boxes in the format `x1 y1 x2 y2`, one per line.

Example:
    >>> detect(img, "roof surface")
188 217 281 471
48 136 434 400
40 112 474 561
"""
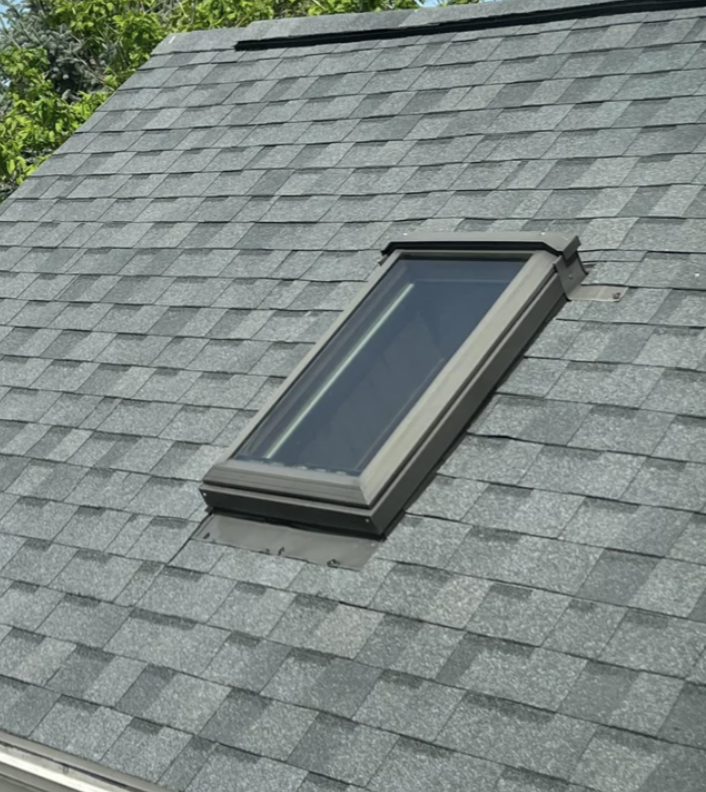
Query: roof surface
1 1 706 790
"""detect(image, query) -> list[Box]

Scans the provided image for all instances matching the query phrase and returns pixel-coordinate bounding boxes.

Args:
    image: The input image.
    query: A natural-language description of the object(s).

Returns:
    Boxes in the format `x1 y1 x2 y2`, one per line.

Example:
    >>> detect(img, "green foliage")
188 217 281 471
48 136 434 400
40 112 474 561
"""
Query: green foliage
47 0 170 85
0 42 108 197
171 0 306 29
0 0 475 200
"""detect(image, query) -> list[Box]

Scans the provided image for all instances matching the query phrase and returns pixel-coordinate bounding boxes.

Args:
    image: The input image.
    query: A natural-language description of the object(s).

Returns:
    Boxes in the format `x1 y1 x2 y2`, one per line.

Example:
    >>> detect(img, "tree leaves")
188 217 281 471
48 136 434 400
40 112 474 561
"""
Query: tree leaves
0 0 475 201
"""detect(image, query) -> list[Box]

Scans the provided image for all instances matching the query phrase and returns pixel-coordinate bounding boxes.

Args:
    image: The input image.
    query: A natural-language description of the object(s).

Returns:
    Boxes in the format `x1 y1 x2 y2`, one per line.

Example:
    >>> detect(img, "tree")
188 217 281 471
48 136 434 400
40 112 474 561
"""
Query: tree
0 0 462 201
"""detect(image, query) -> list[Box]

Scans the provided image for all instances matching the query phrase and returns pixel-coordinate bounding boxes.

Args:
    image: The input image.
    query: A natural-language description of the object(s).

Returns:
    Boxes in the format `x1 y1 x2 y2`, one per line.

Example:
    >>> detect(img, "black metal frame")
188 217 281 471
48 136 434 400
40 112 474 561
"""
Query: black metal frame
200 232 585 538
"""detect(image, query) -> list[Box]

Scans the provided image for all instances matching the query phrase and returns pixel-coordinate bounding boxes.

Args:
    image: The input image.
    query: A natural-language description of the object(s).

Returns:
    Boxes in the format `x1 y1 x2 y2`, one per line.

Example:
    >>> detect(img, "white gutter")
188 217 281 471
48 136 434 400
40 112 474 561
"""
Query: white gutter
0 734 165 792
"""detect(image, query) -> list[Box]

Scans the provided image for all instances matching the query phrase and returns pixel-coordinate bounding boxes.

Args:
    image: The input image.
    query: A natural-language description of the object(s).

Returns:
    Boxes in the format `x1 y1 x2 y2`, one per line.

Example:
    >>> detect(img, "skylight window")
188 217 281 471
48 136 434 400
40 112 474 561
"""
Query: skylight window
200 232 586 541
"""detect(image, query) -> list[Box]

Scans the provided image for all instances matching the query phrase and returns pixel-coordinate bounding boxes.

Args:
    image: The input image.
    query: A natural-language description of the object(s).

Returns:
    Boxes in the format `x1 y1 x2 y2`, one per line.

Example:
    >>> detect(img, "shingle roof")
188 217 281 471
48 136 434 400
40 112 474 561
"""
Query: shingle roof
1 0 706 789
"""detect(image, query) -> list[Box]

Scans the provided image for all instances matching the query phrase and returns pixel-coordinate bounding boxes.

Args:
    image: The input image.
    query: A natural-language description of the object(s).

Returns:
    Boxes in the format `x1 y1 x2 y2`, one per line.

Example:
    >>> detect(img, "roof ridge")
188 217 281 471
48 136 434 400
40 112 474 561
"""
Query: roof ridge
236 0 703 50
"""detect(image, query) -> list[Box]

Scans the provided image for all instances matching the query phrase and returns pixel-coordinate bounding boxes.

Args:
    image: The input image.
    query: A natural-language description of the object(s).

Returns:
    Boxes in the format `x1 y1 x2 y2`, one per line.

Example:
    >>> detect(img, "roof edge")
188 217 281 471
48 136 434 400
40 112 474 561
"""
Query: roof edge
236 0 703 49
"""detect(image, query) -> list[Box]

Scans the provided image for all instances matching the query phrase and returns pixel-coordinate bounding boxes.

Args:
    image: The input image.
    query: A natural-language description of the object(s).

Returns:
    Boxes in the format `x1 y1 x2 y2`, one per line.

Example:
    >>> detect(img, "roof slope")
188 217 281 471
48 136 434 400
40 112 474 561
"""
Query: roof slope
1 1 706 790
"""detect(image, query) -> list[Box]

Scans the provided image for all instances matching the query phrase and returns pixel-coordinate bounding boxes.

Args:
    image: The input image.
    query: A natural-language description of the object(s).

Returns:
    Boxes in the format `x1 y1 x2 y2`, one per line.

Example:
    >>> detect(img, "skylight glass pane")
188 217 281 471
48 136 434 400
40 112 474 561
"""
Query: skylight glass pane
236 255 524 475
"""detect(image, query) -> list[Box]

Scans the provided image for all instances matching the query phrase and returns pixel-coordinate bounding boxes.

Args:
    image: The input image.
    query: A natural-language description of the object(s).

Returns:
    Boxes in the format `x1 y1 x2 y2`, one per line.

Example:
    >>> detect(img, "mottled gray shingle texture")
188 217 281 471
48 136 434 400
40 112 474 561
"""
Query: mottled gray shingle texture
1 0 706 790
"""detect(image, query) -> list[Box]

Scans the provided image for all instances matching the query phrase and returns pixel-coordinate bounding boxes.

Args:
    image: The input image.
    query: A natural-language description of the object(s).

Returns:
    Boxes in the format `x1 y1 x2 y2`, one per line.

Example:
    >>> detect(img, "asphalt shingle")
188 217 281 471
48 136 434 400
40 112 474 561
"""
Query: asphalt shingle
1 2 706 789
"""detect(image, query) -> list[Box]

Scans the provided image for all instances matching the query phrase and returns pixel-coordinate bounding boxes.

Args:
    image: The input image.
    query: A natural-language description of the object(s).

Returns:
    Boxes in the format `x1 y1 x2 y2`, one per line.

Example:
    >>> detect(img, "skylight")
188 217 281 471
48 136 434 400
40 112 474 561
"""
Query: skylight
200 232 586 542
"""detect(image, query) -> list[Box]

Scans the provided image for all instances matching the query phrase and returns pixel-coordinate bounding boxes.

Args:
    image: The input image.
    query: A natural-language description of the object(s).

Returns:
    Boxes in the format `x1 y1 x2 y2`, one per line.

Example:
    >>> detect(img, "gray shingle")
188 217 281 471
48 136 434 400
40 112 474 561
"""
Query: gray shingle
39 595 130 648
0 628 75 685
569 406 671 455
1 540 75 586
1 497 77 541
105 610 228 673
630 559 706 617
136 672 229 733
211 547 303 588
438 693 595 779
204 632 290 692
520 446 643 500
158 736 215 792
563 499 688 556
102 719 190 783
261 648 330 702
31 697 130 762
406 476 486 522
610 671 684 736
188 745 306 792
210 582 293 636
138 567 233 622
467 584 569 646
465 485 582 538
373 565 489 628
47 644 143 705
268 653 381 719
548 361 663 407
0 583 63 630
376 516 469 567
355 615 421 668
473 396 589 445
201 688 316 761
288 713 398 786
52 550 141 601
440 437 542 485
369 738 502 792
669 514 706 566
643 370 706 417
578 550 658 607
449 531 600 595
624 458 706 511
601 610 706 676
659 683 706 749
355 672 463 741
0 678 59 736
570 728 667 792
438 634 585 710
116 516 191 562
288 557 392 609
560 660 638 724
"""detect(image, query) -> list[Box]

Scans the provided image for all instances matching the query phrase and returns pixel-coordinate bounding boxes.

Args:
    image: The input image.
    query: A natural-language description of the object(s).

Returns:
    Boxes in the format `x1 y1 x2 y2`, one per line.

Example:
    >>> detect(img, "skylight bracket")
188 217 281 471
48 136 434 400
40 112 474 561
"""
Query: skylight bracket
568 284 628 302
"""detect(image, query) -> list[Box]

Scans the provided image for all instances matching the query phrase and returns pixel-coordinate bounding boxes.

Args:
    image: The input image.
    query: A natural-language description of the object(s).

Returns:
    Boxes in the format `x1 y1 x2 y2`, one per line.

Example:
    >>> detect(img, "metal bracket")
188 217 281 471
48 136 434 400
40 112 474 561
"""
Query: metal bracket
568 284 627 302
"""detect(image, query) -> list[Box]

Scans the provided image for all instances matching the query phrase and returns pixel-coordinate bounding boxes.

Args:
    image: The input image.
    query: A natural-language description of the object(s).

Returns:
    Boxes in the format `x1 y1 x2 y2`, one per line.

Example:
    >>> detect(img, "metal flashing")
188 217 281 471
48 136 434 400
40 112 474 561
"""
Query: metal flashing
195 513 379 569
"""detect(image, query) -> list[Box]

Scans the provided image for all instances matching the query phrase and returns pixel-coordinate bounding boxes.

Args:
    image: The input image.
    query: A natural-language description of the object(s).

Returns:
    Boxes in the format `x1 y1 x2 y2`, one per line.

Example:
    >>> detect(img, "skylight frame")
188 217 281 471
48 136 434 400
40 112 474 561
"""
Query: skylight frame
201 232 584 537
